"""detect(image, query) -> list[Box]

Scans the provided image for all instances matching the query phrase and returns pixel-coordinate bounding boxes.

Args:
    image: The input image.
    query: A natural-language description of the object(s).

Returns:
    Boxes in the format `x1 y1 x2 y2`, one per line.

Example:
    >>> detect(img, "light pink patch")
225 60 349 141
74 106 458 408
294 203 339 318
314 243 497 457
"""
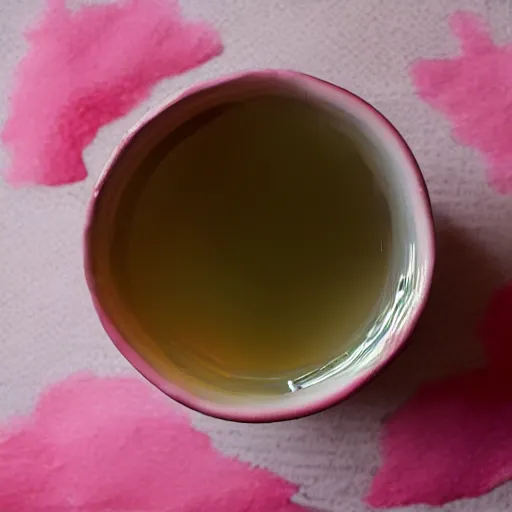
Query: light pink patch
366 283 512 507
1 0 222 186
411 11 512 193
0 374 309 512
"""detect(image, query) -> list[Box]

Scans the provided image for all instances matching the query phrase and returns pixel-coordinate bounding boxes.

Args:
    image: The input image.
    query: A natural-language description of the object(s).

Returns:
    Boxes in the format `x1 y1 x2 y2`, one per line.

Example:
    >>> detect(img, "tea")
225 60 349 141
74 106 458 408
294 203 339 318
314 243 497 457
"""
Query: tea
110 96 391 389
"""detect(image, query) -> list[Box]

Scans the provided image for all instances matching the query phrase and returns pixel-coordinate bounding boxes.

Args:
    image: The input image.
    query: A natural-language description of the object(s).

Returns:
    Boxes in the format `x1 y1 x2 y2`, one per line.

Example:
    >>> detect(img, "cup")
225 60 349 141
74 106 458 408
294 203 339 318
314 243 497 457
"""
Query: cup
84 70 435 422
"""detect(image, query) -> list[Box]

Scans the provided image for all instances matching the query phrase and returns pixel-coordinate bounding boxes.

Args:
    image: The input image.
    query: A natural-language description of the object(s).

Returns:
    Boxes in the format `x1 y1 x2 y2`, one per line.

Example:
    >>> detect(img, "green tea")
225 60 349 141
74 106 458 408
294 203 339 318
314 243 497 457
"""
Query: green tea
111 96 391 386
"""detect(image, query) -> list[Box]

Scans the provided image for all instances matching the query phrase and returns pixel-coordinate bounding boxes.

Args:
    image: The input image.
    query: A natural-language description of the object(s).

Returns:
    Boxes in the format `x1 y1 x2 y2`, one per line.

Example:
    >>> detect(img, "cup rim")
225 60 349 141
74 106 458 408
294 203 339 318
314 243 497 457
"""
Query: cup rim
84 69 435 423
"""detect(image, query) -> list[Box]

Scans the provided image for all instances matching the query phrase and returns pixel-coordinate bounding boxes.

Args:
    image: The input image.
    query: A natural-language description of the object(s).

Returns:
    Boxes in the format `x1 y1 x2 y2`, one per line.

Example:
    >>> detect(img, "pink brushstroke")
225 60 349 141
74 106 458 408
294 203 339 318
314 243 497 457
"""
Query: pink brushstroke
0 374 309 512
411 11 512 193
1 0 222 186
366 282 512 507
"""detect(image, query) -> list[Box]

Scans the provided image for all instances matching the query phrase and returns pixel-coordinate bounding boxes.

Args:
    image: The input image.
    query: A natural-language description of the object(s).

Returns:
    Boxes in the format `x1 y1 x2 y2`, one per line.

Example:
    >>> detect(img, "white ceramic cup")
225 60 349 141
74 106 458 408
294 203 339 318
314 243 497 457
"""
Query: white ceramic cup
84 70 435 422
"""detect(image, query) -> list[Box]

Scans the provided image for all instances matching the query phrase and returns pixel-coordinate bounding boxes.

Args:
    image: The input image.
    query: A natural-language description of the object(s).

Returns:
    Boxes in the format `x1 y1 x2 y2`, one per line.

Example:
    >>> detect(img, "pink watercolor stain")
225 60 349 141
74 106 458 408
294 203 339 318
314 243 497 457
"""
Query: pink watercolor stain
0 374 310 512
411 11 512 193
366 282 512 507
1 0 222 186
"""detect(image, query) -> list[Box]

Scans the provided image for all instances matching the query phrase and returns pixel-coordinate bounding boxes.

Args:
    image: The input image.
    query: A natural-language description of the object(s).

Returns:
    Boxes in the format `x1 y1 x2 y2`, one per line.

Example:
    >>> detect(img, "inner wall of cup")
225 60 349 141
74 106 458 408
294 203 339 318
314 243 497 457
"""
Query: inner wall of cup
87 73 430 410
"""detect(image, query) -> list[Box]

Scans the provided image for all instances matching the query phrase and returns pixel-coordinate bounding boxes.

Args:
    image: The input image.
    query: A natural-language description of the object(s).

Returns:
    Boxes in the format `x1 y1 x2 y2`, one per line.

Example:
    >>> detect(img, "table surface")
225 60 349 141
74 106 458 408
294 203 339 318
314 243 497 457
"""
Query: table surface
1 1 512 511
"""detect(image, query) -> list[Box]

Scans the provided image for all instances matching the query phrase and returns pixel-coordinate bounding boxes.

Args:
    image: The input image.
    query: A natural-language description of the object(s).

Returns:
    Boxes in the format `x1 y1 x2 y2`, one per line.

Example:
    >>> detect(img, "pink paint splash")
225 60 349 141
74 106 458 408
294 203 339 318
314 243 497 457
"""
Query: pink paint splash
366 282 512 507
411 11 512 193
0 374 309 512
1 0 222 186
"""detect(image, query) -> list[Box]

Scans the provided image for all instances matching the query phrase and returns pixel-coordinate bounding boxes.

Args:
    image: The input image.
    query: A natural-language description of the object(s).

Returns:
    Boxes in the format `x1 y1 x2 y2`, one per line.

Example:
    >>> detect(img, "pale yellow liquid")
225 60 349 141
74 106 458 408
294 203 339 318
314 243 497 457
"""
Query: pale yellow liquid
111 96 391 383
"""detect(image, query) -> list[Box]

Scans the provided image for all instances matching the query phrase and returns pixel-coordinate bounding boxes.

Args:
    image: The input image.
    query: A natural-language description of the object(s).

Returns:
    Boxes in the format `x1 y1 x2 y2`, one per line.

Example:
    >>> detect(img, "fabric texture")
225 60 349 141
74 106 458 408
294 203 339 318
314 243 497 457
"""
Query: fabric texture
1 1 512 511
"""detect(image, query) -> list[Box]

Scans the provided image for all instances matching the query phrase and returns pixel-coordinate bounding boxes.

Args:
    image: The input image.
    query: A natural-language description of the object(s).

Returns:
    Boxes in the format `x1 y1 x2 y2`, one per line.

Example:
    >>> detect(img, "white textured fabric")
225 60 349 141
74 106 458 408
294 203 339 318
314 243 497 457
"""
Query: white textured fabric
1 1 512 510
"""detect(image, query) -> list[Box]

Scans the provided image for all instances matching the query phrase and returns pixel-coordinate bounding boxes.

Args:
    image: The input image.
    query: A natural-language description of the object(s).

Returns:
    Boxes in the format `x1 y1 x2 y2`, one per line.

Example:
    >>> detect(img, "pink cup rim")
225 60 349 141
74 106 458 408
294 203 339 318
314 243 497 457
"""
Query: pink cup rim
84 69 436 423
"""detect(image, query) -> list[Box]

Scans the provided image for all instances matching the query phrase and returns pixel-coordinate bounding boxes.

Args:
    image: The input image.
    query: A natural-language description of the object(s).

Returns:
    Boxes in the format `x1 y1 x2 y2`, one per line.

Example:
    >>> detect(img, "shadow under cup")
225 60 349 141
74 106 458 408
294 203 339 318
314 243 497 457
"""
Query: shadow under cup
85 71 435 422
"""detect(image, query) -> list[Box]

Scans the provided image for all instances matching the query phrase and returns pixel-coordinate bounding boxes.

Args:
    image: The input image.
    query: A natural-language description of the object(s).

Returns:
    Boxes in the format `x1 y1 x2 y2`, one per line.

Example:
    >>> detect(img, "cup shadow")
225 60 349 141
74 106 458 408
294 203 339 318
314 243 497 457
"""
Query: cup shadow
311 212 506 418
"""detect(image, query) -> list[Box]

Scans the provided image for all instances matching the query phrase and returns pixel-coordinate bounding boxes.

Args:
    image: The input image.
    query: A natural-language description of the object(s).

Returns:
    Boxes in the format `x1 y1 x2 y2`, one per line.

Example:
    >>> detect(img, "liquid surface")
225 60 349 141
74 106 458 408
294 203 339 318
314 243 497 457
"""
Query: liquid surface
112 96 391 384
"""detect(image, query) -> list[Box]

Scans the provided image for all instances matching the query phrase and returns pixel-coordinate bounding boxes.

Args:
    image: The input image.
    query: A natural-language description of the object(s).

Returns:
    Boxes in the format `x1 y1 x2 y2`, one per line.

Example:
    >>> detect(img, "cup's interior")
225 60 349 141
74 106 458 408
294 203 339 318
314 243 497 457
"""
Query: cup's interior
86 71 434 420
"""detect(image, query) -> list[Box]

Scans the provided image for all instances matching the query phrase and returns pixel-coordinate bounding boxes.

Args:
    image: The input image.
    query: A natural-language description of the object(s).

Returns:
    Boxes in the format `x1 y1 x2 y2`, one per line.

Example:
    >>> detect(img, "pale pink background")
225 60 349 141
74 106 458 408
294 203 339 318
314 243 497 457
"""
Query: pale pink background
1 1 512 511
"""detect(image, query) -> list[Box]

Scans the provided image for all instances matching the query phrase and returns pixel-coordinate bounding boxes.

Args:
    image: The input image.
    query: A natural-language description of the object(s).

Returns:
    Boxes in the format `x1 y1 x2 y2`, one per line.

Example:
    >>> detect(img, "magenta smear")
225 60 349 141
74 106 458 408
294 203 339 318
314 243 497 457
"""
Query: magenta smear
411 11 512 194
366 282 512 507
1 0 222 186
0 374 310 511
